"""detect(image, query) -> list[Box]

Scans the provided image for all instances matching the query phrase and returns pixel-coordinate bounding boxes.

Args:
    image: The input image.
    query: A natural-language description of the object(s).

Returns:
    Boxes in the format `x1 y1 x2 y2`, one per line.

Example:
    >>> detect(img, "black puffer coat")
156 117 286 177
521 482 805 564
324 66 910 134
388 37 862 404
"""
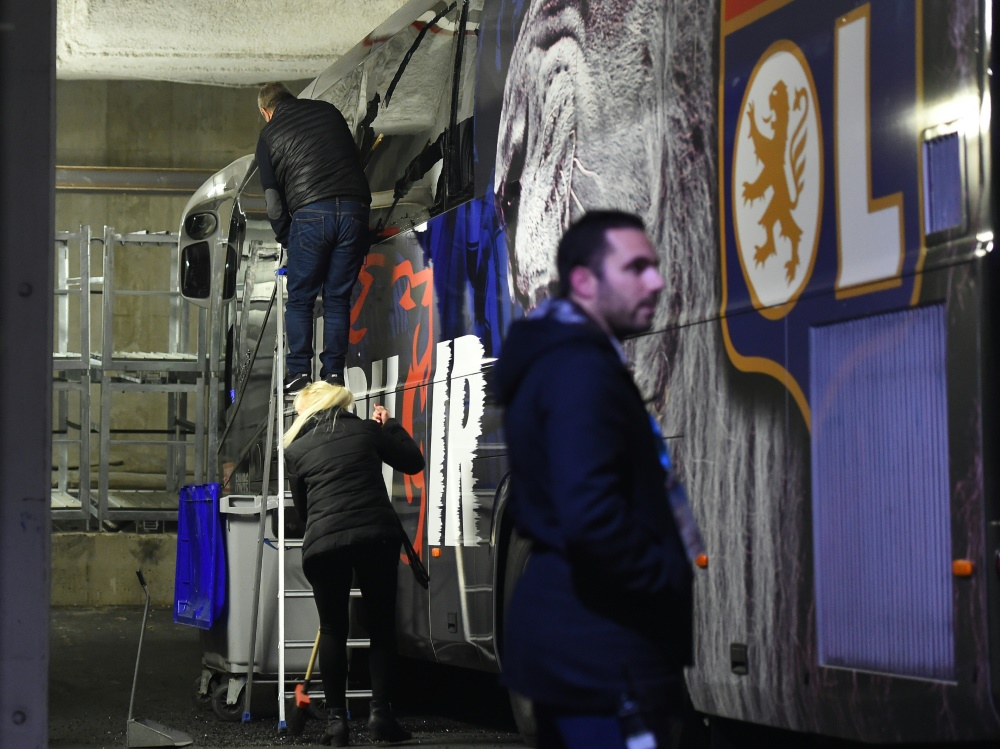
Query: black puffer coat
284 409 424 564
259 98 371 216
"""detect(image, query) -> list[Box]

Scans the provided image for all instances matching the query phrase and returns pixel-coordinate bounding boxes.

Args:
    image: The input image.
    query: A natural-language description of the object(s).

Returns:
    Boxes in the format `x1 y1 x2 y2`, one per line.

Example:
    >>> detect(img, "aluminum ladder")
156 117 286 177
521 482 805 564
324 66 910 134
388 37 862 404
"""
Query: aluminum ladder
241 265 372 730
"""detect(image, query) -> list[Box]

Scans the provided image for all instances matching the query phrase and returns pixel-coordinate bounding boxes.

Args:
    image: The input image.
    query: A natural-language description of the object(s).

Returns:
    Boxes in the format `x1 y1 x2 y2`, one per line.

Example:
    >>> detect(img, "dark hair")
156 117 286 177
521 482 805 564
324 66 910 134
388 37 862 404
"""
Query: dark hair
257 82 296 112
556 210 646 297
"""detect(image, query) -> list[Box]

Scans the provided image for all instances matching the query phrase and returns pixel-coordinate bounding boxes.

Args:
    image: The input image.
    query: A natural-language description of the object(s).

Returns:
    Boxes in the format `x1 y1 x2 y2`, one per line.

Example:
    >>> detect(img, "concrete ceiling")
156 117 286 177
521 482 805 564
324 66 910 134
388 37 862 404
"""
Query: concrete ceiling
56 0 413 87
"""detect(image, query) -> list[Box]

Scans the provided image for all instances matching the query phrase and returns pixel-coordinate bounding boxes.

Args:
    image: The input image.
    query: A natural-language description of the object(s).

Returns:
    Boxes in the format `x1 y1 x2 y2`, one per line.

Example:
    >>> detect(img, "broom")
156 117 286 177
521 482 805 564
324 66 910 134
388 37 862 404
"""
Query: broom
287 628 321 736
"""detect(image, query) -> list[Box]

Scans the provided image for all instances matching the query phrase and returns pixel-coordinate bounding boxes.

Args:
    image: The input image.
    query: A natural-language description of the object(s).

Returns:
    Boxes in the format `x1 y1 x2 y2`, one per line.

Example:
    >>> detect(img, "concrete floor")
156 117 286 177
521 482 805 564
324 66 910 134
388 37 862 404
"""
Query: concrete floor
49 606 521 748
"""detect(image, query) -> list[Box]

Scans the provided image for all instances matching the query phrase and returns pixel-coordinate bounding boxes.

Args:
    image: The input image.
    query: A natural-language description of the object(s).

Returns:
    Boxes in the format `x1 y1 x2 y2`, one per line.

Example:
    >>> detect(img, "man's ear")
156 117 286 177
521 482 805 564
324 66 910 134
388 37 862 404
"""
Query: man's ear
569 265 597 300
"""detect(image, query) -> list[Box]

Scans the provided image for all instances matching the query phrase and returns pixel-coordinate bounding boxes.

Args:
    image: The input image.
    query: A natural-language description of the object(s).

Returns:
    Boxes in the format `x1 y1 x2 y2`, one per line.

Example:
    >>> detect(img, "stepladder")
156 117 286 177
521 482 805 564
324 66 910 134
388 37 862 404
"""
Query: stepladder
241 265 373 731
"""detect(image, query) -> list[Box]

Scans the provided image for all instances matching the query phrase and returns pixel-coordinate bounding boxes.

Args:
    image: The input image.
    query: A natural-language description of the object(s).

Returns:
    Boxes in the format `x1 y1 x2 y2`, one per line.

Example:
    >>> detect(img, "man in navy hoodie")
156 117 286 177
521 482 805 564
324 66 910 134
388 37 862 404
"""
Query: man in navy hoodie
494 211 695 748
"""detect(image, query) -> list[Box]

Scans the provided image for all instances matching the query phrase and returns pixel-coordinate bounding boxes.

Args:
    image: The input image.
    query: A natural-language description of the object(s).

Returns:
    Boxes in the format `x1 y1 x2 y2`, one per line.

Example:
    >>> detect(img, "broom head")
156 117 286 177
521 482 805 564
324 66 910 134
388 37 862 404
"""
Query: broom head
294 683 311 709
286 683 311 736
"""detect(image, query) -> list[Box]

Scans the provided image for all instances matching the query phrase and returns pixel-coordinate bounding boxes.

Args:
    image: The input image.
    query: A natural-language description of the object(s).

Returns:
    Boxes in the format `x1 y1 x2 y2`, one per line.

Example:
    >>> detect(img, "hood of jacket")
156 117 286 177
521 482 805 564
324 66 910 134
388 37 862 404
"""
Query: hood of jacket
494 298 622 406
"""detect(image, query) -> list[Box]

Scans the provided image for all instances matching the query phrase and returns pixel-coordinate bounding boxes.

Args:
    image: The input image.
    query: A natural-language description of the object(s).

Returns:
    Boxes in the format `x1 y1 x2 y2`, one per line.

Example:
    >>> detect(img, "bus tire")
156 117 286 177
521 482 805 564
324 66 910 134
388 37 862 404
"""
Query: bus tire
502 528 537 746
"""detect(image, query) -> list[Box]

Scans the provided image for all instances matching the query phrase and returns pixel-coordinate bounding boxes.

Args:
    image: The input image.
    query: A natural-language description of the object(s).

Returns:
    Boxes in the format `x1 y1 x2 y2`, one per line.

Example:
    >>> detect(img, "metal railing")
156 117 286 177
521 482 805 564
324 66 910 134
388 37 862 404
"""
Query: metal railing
53 225 212 529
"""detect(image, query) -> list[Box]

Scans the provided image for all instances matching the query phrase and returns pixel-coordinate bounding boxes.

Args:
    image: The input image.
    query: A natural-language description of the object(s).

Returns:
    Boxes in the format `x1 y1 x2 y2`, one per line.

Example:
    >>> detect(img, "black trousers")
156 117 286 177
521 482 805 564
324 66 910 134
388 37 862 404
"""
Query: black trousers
302 540 400 710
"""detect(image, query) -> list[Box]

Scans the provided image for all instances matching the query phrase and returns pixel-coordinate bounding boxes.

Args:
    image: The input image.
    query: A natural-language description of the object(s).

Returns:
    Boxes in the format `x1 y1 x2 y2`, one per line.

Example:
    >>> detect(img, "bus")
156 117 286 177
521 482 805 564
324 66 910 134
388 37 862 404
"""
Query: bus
178 0 998 743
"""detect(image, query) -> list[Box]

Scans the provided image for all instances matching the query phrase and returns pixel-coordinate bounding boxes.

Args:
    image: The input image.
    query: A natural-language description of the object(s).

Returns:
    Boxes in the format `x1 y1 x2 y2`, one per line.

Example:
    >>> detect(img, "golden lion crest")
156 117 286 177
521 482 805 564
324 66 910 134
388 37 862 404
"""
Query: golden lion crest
741 80 811 283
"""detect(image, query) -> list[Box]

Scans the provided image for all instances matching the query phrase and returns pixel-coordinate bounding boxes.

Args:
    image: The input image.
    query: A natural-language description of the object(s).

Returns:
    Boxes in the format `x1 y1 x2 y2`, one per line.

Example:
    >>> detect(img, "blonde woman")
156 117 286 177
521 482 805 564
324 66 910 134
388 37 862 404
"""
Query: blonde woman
283 381 424 746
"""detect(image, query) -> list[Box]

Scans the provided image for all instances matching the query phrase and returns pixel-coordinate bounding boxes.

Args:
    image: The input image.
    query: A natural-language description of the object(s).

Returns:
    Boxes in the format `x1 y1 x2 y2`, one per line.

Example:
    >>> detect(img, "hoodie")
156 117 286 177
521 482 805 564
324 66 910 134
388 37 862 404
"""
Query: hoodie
493 299 693 711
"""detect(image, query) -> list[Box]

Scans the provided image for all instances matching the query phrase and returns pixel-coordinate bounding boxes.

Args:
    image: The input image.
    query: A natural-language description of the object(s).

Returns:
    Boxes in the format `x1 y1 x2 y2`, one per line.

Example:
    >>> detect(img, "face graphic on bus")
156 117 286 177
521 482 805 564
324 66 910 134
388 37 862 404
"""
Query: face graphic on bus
494 0 715 397
496 0 665 309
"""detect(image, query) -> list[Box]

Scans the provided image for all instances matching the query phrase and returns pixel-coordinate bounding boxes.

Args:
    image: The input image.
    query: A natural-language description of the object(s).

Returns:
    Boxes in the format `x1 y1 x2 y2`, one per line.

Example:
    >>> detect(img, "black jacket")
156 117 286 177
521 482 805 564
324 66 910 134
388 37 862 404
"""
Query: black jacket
493 300 693 711
256 98 371 244
284 409 424 565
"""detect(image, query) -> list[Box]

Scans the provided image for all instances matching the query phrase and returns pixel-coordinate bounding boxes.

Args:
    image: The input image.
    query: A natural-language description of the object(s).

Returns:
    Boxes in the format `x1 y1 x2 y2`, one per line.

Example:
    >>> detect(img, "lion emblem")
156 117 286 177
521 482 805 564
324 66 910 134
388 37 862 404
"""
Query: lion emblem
741 80 810 282
732 44 822 316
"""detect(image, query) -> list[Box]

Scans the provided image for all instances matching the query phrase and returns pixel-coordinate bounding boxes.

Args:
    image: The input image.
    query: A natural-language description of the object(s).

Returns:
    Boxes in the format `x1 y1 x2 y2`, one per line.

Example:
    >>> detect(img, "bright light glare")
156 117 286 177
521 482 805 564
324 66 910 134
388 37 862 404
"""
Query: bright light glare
923 95 979 138
207 183 224 198
974 233 994 257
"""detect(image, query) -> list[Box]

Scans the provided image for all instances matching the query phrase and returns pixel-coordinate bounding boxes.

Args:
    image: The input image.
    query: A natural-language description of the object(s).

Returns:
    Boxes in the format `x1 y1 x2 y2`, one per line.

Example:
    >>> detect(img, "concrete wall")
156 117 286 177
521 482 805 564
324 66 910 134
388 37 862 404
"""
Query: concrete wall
57 79 263 232
52 82 259 606
51 532 177 606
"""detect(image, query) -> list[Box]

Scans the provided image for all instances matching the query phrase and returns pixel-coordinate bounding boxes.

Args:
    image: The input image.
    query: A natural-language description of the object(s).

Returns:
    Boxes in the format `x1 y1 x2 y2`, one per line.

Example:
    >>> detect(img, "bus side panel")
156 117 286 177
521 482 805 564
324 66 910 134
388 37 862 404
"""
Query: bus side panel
702 0 999 742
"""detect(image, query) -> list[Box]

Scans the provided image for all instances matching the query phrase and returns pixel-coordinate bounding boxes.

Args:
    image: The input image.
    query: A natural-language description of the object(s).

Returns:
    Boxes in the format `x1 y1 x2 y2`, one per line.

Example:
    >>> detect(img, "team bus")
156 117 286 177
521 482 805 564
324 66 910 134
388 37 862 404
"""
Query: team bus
179 0 997 744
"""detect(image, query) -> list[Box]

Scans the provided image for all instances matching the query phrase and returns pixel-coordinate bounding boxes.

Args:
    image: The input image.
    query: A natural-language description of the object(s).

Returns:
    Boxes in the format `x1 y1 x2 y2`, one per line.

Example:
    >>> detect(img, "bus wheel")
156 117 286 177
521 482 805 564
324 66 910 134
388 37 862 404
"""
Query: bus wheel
502 528 537 746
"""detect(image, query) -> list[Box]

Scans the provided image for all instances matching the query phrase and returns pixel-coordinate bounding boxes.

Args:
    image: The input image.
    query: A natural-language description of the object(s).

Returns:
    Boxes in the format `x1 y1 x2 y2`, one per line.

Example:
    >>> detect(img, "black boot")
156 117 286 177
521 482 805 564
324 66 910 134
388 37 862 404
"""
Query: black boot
368 700 411 743
321 708 349 747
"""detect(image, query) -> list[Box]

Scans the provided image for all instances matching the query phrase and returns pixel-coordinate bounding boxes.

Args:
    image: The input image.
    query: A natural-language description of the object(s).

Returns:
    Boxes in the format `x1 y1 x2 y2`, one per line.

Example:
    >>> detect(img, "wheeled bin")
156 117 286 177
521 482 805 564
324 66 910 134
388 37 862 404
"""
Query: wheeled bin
175 485 319 720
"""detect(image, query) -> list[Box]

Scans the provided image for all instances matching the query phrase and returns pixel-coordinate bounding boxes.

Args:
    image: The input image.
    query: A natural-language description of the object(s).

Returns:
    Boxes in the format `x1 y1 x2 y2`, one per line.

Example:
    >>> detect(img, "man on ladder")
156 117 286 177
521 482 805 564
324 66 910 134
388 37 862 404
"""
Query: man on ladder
255 81 372 394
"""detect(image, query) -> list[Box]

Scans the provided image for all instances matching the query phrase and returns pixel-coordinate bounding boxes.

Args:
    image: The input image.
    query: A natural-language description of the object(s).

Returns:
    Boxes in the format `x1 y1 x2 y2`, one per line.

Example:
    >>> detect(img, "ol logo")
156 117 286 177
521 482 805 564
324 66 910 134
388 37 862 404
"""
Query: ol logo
733 40 823 320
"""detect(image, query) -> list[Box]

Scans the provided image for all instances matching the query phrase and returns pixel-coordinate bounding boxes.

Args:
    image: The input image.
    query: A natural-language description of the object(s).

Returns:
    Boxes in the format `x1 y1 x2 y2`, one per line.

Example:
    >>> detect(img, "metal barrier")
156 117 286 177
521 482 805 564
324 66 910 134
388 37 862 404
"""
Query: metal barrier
53 226 212 529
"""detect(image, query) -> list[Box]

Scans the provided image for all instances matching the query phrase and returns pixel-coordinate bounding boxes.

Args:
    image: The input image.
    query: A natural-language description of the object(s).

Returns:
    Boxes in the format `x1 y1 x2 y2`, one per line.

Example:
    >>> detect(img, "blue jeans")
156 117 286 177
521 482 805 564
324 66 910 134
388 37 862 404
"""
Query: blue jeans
284 199 370 378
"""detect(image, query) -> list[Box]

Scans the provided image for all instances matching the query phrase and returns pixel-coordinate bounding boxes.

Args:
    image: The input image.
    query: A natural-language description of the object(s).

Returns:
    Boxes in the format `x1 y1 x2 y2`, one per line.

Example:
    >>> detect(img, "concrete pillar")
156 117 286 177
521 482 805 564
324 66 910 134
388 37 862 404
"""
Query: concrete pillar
0 0 54 746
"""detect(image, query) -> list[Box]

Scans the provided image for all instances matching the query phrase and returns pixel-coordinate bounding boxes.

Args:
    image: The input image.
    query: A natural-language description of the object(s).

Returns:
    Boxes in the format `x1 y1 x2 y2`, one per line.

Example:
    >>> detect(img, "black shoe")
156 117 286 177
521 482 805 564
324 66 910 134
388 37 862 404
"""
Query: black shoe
368 701 411 743
323 373 345 387
283 372 311 394
321 708 349 747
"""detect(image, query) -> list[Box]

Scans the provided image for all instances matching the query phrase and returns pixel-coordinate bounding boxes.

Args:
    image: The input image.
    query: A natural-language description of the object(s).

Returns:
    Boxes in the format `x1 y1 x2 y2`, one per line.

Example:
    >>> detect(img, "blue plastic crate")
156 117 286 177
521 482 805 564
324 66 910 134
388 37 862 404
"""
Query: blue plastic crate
173 483 226 629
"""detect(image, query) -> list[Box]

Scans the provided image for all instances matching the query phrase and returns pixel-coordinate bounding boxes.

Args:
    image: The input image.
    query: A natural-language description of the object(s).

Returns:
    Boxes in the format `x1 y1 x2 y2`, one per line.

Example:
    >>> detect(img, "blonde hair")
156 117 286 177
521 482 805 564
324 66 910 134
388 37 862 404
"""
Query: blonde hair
282 381 354 448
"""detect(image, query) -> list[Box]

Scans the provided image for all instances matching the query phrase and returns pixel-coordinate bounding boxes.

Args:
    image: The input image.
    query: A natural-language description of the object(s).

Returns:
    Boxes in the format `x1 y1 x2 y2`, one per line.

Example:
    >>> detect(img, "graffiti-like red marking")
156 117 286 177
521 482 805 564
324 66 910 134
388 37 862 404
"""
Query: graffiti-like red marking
350 253 435 563
391 260 435 558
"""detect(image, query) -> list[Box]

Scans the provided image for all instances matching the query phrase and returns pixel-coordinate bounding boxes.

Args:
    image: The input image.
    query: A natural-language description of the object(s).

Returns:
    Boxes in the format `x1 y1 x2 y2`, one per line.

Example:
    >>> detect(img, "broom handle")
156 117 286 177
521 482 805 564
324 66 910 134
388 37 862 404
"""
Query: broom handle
303 628 321 688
